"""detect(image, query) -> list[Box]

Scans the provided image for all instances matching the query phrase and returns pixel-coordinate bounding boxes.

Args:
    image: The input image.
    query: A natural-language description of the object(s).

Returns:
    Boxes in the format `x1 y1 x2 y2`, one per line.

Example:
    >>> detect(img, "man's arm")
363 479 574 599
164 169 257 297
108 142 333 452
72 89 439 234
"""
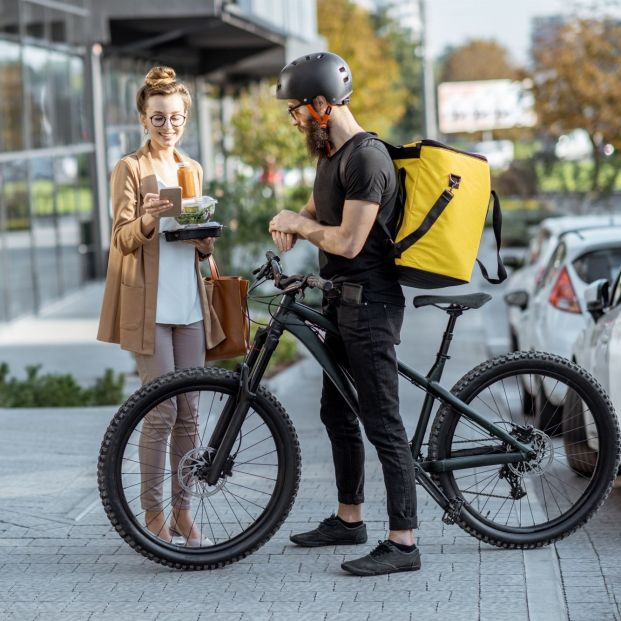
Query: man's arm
269 199 379 259
271 193 317 253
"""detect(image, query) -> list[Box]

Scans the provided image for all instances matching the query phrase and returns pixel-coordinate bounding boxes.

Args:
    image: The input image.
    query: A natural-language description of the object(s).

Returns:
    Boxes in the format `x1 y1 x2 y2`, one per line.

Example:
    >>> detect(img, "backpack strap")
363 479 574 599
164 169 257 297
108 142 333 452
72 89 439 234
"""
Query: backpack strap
392 173 462 257
337 131 375 186
476 190 507 284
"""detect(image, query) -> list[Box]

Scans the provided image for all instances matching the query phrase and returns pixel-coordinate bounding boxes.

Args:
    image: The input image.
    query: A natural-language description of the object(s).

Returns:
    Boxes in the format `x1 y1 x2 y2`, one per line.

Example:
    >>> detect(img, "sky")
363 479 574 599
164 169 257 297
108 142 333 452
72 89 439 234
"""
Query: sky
425 0 619 65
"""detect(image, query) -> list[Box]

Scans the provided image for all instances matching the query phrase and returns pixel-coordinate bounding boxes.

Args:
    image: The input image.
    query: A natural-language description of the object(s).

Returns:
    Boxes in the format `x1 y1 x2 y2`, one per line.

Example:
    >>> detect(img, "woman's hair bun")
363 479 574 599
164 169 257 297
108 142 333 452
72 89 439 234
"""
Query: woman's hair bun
145 66 176 88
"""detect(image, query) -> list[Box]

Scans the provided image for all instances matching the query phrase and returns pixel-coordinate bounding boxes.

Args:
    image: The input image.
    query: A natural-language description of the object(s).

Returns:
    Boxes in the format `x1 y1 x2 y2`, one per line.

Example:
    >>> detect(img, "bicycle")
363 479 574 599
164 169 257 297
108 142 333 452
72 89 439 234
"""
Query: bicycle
98 251 621 570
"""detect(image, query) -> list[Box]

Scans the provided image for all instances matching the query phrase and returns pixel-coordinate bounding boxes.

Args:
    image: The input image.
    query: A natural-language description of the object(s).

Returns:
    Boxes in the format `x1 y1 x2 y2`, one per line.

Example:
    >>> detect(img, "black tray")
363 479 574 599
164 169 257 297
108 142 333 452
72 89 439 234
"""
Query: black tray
164 222 222 242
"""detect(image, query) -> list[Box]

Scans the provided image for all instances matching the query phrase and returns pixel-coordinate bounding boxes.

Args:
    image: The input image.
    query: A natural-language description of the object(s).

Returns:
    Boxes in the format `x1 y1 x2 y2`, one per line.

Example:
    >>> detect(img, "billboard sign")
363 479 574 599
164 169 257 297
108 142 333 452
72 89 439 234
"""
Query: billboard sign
437 79 536 134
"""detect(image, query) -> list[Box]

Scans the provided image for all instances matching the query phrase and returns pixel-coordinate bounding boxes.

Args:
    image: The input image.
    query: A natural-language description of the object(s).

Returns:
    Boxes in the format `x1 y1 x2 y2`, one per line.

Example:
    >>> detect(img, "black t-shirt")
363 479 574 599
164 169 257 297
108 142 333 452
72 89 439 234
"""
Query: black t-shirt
313 132 404 305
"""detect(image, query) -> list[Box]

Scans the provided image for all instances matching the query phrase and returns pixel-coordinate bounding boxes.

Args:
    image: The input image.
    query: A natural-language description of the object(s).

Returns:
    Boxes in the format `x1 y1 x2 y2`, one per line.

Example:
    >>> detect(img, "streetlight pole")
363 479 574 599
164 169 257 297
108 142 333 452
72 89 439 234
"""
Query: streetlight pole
418 0 438 139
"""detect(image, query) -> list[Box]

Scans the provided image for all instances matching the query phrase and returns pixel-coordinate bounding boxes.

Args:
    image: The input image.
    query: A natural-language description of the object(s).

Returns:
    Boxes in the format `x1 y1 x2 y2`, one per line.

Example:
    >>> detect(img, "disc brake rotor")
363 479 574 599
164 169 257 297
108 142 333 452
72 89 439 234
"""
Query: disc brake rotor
508 429 555 477
177 447 227 498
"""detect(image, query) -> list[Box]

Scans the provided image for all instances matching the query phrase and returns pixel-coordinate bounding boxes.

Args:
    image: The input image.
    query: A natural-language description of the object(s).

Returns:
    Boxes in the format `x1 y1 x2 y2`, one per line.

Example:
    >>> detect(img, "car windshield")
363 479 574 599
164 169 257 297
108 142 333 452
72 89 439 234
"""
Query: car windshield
572 247 621 284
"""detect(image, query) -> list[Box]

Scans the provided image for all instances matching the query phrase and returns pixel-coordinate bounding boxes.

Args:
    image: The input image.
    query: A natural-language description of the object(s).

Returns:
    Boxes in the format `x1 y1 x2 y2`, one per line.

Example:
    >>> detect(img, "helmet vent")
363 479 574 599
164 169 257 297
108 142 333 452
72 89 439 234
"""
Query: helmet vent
343 76 350 83
305 55 311 61
339 67 346 72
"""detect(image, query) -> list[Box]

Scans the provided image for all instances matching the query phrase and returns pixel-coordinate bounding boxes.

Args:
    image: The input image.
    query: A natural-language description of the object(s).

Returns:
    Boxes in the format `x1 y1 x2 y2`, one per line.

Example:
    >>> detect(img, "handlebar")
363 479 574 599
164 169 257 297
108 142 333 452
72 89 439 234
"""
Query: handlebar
252 251 334 294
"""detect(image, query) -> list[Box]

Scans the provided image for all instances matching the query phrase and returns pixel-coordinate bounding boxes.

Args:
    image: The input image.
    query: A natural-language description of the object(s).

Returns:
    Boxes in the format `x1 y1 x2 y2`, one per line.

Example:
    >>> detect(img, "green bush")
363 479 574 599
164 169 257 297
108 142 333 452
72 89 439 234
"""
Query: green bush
0 363 125 408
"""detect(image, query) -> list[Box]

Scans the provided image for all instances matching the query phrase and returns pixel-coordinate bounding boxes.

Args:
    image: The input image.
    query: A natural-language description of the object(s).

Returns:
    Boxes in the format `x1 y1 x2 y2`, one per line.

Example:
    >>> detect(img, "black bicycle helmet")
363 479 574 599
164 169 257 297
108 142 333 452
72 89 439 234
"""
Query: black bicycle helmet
276 52 352 105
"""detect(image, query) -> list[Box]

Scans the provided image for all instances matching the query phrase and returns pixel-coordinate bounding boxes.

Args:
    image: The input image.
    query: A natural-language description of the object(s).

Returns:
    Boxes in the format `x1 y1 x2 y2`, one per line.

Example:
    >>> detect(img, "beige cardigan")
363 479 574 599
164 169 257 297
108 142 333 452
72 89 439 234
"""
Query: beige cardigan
97 141 225 355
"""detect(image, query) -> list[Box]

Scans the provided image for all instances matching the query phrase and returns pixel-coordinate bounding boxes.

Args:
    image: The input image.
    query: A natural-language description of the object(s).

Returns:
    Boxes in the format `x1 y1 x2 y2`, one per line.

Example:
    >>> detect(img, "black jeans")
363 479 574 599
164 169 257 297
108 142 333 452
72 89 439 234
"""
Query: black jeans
320 298 417 530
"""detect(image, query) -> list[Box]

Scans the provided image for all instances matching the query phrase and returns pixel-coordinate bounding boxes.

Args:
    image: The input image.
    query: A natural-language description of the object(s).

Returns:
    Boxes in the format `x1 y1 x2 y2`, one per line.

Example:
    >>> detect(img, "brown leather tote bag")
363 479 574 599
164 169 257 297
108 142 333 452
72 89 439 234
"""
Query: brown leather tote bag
203 256 250 361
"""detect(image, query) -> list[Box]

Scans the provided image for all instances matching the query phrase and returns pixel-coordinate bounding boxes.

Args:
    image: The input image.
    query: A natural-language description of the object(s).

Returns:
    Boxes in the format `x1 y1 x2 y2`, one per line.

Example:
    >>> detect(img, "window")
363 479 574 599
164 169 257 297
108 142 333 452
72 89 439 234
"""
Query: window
0 39 24 151
1 161 36 318
31 156 61 306
24 45 54 149
573 247 621 285
538 242 567 291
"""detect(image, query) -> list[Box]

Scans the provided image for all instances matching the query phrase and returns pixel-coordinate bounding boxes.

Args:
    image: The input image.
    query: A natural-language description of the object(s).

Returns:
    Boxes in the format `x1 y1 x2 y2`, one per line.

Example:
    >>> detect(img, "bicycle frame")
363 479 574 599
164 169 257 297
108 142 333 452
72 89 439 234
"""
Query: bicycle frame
205 291 537 515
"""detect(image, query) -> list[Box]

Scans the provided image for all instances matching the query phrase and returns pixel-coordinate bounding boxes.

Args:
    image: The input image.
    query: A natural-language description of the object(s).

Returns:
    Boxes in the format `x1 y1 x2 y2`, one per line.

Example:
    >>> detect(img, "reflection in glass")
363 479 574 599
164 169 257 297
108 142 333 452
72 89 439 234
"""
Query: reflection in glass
76 153 95 281
32 157 61 306
57 155 82 291
1 161 36 318
24 45 53 149
0 39 24 152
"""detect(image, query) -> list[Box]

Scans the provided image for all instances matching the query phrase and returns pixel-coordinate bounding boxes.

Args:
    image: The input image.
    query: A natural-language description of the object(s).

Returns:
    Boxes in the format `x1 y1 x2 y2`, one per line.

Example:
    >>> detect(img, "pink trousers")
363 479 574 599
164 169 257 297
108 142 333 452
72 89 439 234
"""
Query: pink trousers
135 321 205 512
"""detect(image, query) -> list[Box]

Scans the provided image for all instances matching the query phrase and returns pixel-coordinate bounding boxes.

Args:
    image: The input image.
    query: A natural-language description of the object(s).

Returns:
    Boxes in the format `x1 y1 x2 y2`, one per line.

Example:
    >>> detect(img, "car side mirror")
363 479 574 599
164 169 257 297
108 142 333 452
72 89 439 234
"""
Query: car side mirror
584 278 609 321
504 290 529 311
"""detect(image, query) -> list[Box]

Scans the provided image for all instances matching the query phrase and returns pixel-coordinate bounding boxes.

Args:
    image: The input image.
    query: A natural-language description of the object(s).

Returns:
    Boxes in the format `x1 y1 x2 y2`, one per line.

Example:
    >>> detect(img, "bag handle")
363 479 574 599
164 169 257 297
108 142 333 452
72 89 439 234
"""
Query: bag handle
476 190 507 284
208 255 221 280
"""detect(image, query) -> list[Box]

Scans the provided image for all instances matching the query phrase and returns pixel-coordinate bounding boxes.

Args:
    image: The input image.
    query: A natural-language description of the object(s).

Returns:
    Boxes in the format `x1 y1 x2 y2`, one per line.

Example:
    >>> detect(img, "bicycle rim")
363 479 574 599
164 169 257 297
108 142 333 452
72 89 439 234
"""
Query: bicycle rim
429 353 619 546
100 368 300 567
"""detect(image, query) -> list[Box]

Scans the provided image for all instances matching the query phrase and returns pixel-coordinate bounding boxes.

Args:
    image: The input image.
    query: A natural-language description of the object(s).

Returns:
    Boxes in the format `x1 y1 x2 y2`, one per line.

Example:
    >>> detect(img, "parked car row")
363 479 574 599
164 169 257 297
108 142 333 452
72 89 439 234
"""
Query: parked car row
503 215 621 477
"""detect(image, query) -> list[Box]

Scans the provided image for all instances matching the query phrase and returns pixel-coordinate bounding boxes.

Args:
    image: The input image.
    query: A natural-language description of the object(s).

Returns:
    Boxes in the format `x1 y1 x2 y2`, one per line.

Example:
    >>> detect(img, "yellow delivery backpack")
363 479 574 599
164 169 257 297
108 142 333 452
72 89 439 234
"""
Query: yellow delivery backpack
381 139 506 289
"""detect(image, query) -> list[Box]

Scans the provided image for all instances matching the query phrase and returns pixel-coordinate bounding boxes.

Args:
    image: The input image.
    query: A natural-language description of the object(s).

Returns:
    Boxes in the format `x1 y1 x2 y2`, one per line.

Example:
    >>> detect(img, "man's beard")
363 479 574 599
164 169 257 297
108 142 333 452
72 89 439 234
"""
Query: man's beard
303 119 330 158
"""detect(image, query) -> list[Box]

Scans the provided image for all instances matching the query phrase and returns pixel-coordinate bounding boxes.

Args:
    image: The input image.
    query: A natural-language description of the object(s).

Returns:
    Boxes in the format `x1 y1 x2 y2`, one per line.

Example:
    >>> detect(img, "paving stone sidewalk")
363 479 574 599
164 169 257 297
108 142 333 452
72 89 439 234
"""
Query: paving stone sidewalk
0 275 619 621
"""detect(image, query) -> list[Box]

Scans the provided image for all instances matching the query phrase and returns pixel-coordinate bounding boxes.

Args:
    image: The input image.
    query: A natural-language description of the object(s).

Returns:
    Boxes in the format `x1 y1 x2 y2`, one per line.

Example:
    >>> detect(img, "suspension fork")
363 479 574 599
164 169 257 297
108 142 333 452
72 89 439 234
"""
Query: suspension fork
204 298 289 486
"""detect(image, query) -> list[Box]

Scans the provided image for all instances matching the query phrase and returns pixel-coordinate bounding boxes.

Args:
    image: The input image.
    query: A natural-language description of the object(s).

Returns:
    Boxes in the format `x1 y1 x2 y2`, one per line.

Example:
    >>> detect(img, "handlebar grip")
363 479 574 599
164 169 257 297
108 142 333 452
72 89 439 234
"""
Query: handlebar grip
306 275 333 292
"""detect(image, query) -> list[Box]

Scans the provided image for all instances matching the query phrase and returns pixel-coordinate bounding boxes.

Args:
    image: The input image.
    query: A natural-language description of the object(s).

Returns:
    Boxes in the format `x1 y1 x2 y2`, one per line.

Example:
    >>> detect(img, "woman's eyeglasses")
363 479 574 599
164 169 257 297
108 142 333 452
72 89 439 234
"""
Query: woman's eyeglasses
149 114 186 128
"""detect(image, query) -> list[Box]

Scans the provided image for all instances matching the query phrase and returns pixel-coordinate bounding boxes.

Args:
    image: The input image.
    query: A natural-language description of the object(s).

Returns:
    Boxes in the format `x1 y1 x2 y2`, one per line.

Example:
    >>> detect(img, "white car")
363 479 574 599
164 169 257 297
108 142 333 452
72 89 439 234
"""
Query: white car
568 274 621 476
505 226 621 432
504 215 621 352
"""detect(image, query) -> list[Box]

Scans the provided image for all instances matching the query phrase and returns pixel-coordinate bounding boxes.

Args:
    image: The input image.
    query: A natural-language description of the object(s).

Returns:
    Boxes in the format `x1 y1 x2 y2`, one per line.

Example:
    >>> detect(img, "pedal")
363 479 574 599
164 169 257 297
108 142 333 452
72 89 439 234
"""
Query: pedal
442 498 465 525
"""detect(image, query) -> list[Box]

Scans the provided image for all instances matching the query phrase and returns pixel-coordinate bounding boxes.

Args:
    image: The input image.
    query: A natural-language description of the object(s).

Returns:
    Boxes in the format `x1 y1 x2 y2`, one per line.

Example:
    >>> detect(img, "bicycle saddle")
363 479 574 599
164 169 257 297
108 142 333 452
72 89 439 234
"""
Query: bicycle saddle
413 293 492 310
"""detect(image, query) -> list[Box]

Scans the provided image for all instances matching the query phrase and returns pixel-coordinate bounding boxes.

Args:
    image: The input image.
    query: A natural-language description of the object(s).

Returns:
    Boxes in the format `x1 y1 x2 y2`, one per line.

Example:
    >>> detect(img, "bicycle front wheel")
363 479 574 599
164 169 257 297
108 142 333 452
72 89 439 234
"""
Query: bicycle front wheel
428 351 620 548
98 367 301 569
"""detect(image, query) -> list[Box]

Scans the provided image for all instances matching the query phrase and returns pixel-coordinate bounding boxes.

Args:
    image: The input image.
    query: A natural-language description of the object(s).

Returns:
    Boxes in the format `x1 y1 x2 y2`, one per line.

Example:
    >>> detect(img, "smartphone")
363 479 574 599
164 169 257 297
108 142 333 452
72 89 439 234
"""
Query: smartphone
341 282 363 305
158 186 182 217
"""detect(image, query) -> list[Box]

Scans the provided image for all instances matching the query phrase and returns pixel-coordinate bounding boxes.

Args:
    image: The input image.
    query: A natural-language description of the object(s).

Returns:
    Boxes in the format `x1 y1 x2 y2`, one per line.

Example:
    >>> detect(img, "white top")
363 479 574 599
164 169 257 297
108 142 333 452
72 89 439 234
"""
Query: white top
155 177 203 325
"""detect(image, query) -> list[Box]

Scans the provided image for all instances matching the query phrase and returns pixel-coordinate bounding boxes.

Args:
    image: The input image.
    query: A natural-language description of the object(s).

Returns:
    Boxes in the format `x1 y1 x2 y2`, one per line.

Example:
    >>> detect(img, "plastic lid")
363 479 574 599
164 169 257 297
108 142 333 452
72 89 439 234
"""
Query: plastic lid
182 195 217 208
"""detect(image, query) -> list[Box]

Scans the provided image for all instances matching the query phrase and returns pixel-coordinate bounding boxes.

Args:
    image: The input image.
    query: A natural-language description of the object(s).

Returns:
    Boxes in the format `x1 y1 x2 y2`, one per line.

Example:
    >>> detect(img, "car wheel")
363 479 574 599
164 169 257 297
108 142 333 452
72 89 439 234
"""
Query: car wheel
562 387 598 476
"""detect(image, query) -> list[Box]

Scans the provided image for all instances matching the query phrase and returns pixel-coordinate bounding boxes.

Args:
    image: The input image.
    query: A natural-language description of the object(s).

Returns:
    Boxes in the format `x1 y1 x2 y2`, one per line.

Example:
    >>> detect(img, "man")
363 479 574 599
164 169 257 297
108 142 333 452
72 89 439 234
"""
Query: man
269 52 420 576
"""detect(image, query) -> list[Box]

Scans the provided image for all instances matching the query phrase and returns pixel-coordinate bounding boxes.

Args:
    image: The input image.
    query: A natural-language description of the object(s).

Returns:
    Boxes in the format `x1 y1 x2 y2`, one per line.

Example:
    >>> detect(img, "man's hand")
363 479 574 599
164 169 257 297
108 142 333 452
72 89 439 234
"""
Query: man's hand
269 209 302 235
271 231 297 253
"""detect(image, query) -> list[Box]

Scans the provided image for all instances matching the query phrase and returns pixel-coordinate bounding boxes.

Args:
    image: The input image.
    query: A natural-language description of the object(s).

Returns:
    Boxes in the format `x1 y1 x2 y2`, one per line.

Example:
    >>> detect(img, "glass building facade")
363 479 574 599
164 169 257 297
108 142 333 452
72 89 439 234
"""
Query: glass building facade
0 0 321 323
0 0 95 322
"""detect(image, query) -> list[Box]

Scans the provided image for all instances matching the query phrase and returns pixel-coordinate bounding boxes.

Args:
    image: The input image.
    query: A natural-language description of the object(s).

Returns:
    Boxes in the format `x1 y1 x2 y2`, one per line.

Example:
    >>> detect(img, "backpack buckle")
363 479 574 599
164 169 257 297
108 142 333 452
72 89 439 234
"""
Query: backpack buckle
448 174 461 190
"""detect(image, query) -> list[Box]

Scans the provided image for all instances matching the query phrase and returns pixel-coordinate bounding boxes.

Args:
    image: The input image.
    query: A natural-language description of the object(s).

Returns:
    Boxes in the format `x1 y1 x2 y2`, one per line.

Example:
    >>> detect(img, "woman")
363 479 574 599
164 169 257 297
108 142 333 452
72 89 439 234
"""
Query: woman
97 66 224 544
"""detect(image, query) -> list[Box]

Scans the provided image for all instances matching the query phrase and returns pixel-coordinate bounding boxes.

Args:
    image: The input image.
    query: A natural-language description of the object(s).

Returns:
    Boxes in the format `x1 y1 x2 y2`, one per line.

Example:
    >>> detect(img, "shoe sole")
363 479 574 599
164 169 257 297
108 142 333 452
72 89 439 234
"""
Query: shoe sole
290 536 368 548
340 562 421 576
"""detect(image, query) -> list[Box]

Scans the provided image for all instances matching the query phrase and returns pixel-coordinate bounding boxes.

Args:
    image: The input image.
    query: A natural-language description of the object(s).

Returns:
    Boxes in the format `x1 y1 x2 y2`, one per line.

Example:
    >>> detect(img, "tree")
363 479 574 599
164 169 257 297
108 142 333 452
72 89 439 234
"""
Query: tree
317 0 405 137
532 17 621 195
229 82 309 174
371 7 423 144
439 39 521 84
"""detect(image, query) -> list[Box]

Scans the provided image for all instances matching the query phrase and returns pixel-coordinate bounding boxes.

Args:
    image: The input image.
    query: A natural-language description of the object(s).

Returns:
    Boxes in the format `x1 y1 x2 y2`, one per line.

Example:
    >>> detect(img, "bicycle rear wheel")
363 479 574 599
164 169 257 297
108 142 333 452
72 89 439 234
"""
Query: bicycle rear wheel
98 367 301 569
428 351 620 548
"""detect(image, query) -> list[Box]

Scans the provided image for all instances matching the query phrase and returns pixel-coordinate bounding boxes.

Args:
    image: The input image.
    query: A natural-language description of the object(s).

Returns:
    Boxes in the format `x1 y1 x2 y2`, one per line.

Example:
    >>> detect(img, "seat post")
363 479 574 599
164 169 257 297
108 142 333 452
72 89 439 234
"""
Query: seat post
427 305 462 381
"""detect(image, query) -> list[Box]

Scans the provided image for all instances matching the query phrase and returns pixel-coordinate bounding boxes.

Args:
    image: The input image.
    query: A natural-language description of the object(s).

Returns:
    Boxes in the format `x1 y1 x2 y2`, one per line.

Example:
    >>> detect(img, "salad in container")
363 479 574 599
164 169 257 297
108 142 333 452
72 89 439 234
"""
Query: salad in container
164 195 222 241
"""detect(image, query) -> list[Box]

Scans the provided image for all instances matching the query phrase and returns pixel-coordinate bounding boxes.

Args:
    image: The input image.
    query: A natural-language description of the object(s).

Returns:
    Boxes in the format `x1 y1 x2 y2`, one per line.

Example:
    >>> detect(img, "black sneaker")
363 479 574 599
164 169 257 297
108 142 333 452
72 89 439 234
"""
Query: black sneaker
341 540 421 576
290 515 367 547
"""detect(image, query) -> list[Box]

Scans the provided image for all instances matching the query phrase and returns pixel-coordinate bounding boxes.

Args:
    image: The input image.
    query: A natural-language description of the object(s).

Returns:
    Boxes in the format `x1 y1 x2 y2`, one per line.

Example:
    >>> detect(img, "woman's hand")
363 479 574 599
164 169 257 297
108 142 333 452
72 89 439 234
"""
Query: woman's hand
142 193 172 219
140 193 173 235
184 237 215 257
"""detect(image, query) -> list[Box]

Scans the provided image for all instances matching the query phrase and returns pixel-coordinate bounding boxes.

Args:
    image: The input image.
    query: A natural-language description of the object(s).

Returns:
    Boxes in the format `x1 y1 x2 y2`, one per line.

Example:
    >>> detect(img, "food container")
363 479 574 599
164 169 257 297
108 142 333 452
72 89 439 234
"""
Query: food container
174 195 217 226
